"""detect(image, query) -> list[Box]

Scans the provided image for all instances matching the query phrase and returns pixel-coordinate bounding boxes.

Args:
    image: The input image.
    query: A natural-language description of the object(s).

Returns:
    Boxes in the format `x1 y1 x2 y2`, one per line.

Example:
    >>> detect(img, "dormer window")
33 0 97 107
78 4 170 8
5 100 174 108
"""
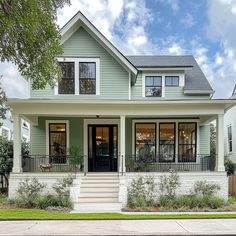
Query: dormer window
58 62 75 94
165 76 179 87
56 58 100 95
145 76 162 97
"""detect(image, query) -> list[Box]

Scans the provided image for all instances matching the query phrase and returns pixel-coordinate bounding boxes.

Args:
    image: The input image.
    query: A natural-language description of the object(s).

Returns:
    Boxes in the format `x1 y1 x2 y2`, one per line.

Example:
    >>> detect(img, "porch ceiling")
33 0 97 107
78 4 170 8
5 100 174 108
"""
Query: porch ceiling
9 99 236 116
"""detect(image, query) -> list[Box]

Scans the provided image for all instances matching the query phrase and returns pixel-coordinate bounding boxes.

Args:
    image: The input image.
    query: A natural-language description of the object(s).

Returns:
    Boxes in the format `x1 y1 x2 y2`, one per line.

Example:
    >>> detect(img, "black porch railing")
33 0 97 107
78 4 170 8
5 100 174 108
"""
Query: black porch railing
126 154 216 172
22 155 83 173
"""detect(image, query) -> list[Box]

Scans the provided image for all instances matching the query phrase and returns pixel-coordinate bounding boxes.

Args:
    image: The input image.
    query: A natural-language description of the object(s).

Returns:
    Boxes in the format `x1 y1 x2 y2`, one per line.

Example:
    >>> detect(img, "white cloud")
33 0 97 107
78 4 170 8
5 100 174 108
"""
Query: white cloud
180 13 196 28
159 0 179 12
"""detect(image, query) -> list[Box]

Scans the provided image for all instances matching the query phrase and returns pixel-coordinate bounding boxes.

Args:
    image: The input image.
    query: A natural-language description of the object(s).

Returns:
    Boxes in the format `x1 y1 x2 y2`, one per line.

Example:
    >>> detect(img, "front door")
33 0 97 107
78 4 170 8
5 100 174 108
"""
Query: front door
88 125 118 172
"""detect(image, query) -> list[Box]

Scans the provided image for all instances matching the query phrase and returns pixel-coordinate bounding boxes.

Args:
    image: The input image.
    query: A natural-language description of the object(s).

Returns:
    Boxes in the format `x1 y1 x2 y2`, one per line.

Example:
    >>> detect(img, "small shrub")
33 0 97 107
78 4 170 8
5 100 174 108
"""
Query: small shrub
127 175 156 208
225 159 235 176
16 178 46 208
159 170 180 198
208 197 224 209
192 181 220 197
52 176 73 199
159 195 173 208
228 197 236 204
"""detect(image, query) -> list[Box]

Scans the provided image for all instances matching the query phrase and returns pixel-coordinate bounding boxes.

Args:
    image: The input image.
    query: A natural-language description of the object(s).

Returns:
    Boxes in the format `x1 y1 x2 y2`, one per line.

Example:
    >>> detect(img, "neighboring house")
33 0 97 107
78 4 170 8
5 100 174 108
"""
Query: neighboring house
0 111 30 142
224 84 236 163
8 12 236 212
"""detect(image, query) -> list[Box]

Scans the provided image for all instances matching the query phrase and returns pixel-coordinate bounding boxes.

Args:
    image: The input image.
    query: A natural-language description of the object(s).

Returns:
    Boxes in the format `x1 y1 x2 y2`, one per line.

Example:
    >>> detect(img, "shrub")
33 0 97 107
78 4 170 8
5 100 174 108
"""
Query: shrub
159 170 180 198
127 175 156 208
225 159 235 176
52 176 73 199
228 197 236 204
16 178 46 208
192 181 220 197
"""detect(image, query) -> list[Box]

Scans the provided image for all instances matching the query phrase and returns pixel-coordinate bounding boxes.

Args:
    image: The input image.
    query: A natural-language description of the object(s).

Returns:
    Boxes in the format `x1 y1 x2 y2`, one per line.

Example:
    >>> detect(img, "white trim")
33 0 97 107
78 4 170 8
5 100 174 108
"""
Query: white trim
60 12 137 75
128 72 131 100
45 120 69 156
56 57 100 96
137 67 192 71
227 124 233 154
83 119 120 172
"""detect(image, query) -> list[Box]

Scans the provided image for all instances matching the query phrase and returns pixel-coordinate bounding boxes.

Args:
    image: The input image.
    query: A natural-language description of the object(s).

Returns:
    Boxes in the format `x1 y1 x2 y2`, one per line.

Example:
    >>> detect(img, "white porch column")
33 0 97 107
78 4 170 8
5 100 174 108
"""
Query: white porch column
120 115 126 173
216 114 225 172
12 113 22 173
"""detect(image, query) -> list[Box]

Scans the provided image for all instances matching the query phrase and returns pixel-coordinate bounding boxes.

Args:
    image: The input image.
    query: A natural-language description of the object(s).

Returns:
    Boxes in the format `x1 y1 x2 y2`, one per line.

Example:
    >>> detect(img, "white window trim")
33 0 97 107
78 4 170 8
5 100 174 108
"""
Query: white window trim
132 119 199 162
0 126 11 140
142 72 185 98
227 124 233 153
45 120 69 156
55 57 100 96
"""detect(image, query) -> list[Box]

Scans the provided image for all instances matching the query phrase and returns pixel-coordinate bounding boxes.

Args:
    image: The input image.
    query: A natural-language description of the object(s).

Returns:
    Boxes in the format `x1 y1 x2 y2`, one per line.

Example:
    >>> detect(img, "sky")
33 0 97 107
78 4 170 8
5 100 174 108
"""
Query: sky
1 0 236 99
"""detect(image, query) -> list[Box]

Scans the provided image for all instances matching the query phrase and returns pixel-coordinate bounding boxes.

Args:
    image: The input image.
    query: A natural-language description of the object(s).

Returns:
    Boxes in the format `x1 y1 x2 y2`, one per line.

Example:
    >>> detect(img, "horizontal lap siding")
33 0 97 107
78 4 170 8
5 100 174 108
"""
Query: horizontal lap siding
31 27 129 99
199 125 210 155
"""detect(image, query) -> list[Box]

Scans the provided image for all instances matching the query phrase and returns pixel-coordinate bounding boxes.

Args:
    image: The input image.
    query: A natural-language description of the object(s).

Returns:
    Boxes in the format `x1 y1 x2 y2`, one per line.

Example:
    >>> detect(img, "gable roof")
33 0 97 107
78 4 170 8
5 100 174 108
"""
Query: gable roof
60 11 137 75
127 55 214 94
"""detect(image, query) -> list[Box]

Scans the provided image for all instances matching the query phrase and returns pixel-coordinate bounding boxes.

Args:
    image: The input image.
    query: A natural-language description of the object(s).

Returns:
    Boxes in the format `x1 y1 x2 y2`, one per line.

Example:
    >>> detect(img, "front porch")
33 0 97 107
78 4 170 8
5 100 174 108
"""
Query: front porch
8 99 234 175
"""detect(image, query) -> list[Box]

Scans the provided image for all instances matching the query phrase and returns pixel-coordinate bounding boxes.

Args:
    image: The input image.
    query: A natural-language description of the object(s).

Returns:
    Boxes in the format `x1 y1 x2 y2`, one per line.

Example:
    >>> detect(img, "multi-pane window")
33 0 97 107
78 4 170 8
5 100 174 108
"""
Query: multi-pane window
165 76 179 86
135 123 156 158
228 125 233 152
79 62 96 94
49 123 67 163
145 76 162 97
178 123 197 162
58 62 75 94
159 123 175 162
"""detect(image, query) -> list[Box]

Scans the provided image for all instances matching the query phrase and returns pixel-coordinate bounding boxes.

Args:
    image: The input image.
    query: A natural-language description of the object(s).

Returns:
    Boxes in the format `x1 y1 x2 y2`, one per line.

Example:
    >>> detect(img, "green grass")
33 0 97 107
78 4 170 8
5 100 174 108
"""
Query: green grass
1 209 236 220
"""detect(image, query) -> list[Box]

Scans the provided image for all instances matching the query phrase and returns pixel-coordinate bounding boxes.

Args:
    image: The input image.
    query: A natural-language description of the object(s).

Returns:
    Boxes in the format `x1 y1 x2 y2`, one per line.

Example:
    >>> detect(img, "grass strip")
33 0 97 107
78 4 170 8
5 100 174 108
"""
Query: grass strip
0 209 236 220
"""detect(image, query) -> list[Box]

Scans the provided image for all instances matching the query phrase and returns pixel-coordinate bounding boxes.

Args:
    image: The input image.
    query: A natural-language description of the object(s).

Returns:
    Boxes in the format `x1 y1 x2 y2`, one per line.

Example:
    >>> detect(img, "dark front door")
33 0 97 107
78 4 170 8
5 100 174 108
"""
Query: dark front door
88 125 118 172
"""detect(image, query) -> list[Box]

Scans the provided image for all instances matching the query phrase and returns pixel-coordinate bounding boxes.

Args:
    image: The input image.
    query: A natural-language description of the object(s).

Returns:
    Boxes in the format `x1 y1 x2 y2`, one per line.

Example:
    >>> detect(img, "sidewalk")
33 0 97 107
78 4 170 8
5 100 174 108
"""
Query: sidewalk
0 219 236 235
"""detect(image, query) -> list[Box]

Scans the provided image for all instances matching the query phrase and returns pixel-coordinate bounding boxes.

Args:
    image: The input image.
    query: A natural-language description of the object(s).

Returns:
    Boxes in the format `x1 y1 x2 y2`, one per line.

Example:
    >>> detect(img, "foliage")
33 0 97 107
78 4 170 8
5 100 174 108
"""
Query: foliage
228 197 236 204
0 0 70 89
192 181 220 197
52 176 73 199
16 178 46 208
68 146 83 170
159 170 180 198
225 159 235 176
0 77 9 122
127 175 156 208
210 124 216 155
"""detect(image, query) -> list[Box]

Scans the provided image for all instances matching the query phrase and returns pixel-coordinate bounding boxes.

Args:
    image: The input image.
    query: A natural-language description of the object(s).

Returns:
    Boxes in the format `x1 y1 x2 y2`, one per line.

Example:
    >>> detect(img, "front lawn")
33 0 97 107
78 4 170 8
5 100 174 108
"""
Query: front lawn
1 209 236 220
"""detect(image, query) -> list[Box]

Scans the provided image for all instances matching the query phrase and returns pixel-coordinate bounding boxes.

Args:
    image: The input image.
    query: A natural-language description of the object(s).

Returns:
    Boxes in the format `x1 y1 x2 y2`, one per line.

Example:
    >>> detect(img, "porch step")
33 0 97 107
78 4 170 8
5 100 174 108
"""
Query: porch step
72 202 122 213
72 173 121 212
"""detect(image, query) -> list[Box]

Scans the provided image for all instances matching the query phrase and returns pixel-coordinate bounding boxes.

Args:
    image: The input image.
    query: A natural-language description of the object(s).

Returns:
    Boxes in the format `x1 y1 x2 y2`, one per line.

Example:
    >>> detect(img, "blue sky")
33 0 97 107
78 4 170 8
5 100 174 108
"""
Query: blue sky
1 0 236 98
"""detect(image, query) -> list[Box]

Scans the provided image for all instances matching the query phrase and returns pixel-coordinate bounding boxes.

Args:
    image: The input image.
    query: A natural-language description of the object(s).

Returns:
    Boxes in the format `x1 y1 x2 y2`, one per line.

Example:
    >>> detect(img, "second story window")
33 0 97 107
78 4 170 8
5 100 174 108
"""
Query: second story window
228 125 232 152
58 62 75 94
165 76 179 86
145 76 162 97
79 62 96 94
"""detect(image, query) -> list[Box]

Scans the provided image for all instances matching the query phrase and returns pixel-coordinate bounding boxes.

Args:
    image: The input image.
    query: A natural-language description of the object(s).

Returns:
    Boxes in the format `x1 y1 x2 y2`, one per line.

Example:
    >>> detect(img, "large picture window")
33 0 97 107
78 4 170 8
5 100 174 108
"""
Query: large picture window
228 125 232 152
135 123 156 159
145 76 162 97
159 123 175 162
58 62 75 94
79 62 96 94
178 123 197 162
49 123 67 163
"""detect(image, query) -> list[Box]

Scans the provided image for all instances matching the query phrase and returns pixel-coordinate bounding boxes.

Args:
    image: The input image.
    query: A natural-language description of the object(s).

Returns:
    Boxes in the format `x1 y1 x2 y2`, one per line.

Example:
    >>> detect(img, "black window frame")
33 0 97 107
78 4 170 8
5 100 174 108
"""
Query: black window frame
165 76 179 87
178 122 197 162
79 62 96 95
145 76 162 97
135 123 156 160
159 122 176 163
228 125 233 153
58 62 75 94
49 123 67 164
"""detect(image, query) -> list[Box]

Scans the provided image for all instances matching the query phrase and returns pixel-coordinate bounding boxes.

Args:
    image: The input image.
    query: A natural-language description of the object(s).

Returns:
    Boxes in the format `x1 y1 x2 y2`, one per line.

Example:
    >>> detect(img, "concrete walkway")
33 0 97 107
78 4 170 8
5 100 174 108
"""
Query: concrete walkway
0 219 236 235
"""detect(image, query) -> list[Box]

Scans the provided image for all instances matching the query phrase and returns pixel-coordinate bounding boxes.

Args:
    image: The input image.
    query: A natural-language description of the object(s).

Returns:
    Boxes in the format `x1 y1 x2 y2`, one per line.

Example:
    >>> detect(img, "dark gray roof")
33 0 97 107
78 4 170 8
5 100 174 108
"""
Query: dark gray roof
126 55 213 93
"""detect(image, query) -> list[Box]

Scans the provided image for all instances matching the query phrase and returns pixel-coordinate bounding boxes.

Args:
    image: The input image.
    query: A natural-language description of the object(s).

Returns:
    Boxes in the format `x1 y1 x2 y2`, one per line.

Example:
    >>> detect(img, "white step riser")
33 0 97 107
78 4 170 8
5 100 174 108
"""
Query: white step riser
81 180 119 184
80 187 119 193
78 197 118 203
79 192 118 197
73 203 122 213
80 184 119 188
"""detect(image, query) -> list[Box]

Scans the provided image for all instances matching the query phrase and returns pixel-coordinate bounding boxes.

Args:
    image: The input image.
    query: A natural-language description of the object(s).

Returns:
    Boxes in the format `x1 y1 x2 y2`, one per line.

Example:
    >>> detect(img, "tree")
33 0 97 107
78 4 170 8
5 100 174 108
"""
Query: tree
0 0 70 89
0 77 9 122
210 124 216 155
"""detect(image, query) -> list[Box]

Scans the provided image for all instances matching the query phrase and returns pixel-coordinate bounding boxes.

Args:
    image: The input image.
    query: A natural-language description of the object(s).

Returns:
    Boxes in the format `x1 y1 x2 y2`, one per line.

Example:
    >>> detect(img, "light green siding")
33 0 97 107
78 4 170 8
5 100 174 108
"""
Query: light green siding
30 117 84 155
199 125 210 155
31 27 129 99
